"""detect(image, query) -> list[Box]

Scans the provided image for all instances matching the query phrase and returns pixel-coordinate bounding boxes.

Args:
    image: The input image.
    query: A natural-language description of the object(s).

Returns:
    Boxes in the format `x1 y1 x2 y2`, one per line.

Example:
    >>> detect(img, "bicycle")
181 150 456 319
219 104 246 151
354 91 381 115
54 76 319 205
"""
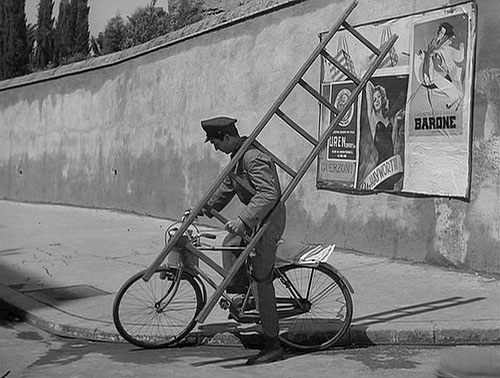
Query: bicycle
112 210 354 351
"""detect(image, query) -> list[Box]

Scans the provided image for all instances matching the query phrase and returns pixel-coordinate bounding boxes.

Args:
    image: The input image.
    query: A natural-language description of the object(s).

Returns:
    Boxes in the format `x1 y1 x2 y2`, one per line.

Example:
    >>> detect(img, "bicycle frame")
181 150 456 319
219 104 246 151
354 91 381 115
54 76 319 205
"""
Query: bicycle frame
161 208 354 328
113 214 355 351
167 237 312 325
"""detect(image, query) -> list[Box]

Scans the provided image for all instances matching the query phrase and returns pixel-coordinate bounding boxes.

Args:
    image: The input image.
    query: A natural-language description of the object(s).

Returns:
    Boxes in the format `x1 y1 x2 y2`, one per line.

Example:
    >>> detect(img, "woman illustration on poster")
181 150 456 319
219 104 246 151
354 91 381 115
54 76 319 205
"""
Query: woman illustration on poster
366 81 394 166
364 81 404 190
414 22 465 111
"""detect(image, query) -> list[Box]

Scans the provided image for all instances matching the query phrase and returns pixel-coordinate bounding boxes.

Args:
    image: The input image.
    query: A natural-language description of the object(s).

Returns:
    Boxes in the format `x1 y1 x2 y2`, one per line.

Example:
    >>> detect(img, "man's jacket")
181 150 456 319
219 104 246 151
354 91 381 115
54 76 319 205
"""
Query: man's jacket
208 138 286 234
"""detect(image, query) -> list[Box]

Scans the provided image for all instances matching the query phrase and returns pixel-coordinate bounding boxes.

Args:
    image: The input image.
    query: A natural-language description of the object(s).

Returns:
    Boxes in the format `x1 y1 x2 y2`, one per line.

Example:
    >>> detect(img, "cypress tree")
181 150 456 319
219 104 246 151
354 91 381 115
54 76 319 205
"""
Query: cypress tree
52 0 89 64
102 15 127 54
0 0 29 80
52 0 70 64
0 0 5 79
35 0 55 69
74 0 90 58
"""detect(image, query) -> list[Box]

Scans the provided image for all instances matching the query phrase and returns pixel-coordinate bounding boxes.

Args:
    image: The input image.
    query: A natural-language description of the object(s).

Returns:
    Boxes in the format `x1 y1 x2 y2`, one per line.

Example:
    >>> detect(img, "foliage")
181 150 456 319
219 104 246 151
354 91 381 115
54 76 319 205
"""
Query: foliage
101 15 127 54
102 0 205 52
73 0 90 57
52 0 90 65
52 0 71 65
169 0 204 31
35 0 54 69
0 0 206 80
0 0 30 80
121 2 172 49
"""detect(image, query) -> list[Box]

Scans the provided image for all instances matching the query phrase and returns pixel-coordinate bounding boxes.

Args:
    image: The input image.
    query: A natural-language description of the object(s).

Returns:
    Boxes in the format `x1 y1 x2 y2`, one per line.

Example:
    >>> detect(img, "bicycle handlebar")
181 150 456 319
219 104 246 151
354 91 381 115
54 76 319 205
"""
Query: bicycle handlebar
200 233 217 240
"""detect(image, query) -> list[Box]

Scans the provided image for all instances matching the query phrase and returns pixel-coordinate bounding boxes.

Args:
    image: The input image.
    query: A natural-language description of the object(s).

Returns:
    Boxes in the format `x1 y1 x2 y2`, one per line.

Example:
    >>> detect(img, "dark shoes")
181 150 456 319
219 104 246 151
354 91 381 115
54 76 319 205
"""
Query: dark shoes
246 346 284 365
246 337 284 365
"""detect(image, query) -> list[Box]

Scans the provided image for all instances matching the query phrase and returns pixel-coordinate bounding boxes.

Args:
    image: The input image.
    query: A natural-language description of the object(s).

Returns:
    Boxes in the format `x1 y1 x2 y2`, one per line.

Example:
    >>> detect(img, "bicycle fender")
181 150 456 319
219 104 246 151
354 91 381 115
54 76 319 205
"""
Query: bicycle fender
320 263 355 294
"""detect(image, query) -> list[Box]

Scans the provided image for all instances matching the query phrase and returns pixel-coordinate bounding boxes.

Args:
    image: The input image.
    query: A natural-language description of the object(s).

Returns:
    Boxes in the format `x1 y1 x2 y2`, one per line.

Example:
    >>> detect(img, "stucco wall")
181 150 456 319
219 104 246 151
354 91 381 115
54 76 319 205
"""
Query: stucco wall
1 0 499 274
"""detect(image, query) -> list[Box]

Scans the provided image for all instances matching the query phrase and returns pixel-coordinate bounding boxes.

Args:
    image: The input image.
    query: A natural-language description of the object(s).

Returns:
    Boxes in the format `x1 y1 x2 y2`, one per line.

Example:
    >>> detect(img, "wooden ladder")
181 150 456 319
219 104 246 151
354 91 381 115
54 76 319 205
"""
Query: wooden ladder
142 0 398 323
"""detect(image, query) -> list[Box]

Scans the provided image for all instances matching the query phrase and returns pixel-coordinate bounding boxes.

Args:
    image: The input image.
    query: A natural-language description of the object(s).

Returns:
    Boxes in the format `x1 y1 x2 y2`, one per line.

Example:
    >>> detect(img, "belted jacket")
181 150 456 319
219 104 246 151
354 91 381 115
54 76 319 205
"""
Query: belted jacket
208 138 286 234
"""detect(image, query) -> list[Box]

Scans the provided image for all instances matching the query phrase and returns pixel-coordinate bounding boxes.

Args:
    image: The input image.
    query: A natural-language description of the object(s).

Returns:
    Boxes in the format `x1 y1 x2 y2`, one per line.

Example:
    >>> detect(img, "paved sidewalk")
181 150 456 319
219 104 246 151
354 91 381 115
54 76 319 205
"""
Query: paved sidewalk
1 200 499 348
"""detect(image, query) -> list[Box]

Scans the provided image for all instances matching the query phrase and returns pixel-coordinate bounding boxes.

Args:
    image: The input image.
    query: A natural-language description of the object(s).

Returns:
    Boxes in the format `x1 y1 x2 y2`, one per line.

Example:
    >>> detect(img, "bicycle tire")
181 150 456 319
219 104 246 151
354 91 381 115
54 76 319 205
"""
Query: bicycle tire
274 263 353 351
113 267 203 348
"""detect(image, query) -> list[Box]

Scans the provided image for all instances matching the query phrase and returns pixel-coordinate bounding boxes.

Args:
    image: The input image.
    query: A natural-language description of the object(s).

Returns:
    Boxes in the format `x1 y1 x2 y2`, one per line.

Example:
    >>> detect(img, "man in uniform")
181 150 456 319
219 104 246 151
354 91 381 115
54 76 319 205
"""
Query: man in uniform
199 116 286 365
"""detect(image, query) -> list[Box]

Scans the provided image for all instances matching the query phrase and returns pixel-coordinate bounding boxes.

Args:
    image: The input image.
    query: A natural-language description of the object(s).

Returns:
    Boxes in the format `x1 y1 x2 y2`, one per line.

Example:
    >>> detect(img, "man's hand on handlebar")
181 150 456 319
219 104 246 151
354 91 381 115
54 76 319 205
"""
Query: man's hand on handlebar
225 217 246 235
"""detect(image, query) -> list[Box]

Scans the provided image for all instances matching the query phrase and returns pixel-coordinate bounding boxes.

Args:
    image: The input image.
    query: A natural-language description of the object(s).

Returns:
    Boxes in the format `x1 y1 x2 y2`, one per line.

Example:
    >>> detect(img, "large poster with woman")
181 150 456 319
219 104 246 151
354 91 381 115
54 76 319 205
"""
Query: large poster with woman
358 75 408 191
316 2 476 199
404 11 475 197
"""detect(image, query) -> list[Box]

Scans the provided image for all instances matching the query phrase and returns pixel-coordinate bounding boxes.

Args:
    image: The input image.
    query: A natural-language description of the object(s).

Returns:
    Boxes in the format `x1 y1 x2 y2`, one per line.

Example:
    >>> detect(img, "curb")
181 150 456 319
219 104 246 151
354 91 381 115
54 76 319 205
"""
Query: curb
0 285 124 343
1 284 499 348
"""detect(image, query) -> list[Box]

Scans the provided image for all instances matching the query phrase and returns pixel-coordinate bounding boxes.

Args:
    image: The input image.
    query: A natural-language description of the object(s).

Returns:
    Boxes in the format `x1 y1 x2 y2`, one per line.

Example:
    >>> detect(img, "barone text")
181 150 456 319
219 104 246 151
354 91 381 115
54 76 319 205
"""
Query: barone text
414 115 456 130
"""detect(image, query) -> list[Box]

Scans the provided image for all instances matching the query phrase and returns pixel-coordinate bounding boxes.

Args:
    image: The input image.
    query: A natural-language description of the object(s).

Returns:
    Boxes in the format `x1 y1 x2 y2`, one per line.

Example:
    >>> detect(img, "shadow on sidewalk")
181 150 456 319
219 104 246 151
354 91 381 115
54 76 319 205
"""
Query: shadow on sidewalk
352 296 486 326
1 260 112 325
196 296 487 351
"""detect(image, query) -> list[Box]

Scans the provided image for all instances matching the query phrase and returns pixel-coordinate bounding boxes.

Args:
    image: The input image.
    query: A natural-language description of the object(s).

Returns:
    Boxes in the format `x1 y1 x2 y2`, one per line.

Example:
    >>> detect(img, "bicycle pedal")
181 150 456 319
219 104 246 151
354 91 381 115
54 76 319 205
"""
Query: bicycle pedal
219 298 231 310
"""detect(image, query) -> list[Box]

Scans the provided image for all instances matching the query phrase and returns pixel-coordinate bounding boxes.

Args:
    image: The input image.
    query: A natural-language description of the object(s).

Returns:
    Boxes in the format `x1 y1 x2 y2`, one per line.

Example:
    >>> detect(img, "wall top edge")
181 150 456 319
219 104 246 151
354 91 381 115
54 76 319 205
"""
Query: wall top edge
0 0 305 92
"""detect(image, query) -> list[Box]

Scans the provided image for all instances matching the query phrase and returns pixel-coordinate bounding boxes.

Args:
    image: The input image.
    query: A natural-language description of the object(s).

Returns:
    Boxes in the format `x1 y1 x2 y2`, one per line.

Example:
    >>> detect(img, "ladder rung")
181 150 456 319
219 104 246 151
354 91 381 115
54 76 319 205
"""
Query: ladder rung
275 108 318 146
253 140 297 178
320 49 360 85
342 21 380 56
298 79 339 116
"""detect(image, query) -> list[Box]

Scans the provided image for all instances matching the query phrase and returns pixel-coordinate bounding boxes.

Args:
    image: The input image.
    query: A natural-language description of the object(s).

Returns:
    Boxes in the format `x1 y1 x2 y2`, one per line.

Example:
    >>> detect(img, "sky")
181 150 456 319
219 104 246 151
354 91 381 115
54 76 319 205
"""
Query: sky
26 0 170 36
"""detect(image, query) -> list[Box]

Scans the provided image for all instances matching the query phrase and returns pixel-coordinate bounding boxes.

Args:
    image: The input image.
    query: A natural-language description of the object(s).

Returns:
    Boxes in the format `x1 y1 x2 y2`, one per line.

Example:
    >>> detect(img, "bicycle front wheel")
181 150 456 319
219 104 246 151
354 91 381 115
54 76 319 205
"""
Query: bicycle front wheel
274 264 353 351
113 267 203 348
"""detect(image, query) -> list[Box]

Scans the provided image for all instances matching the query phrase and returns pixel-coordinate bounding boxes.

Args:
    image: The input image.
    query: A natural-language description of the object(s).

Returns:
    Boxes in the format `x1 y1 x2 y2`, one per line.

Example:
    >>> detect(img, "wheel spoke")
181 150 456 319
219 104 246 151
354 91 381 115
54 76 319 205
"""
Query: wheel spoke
275 264 352 351
113 268 203 348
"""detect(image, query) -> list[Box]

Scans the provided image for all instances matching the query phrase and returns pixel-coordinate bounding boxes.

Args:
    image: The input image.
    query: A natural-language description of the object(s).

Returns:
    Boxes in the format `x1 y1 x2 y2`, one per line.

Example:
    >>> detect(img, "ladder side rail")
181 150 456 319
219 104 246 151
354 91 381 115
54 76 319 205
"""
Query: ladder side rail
342 21 380 56
320 49 360 85
275 109 319 146
253 139 298 178
280 34 399 204
141 0 359 282
196 218 273 322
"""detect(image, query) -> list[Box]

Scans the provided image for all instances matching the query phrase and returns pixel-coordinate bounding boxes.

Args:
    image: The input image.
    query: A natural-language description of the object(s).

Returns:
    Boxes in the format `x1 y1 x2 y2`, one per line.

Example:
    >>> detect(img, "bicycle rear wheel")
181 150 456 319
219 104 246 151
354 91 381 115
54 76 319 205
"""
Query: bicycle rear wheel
274 264 353 351
113 267 203 348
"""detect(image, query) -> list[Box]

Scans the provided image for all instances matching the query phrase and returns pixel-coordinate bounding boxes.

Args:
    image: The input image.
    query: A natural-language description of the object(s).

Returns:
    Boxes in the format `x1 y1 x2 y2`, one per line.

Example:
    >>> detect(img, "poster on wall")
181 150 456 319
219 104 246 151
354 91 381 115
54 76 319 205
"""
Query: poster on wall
316 2 476 199
317 82 359 190
405 11 474 197
357 75 408 191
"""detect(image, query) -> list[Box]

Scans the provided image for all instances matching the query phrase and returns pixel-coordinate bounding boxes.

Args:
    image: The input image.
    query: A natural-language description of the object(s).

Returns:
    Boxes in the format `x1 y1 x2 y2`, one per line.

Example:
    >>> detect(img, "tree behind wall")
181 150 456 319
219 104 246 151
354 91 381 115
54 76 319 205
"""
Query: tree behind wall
101 15 127 54
0 0 29 80
73 0 90 58
106 0 204 52
35 0 55 69
52 0 89 65
52 0 71 65
170 0 204 30
122 1 172 49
